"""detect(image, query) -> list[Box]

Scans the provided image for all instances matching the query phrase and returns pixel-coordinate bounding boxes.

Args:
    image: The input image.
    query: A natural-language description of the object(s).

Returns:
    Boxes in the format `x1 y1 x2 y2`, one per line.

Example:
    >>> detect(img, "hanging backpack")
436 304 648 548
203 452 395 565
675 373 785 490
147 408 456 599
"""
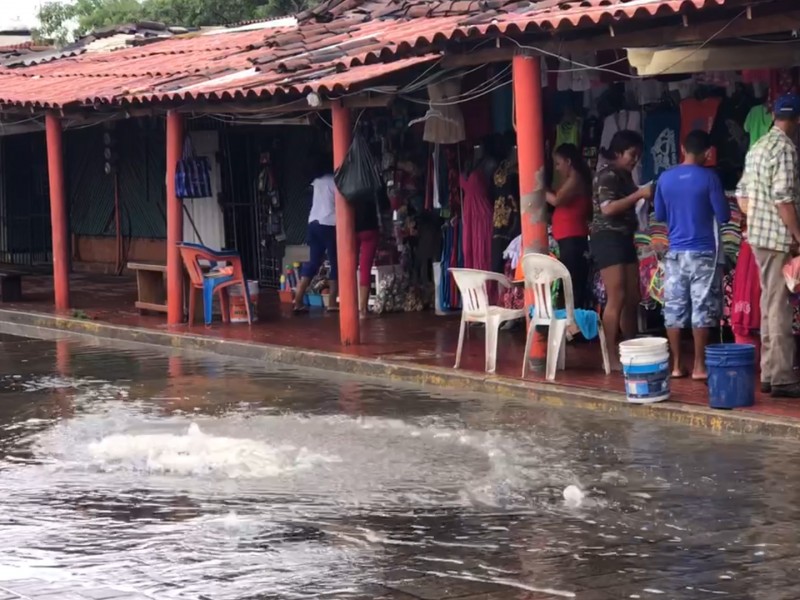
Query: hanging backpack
175 135 213 199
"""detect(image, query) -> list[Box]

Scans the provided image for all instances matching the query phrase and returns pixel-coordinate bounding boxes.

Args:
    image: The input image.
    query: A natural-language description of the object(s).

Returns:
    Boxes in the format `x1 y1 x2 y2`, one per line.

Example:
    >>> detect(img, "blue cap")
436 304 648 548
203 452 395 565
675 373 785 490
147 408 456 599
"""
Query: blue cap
774 94 800 117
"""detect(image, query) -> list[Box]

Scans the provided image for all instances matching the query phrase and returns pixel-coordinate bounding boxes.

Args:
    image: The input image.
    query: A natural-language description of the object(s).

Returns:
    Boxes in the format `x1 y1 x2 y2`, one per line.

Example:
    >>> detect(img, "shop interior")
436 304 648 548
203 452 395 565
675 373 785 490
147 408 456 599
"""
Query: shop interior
232 56 786 356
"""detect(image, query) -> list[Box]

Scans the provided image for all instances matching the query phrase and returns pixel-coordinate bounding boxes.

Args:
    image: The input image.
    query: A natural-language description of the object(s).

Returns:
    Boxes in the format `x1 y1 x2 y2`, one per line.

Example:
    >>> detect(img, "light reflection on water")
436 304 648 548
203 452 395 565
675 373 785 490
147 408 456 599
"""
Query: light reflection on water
0 333 796 599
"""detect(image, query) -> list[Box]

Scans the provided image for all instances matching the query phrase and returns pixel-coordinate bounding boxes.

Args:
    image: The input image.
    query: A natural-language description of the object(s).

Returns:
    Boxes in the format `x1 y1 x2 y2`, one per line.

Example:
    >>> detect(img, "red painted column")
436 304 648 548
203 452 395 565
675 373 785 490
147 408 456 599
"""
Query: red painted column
331 102 360 345
45 112 70 312
166 110 184 325
512 53 548 365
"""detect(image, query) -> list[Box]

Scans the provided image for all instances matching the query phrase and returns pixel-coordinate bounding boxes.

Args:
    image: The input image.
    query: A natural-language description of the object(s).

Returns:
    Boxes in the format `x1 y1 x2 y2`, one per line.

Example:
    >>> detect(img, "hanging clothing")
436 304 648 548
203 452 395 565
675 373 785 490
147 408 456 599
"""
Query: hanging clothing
731 239 761 337
423 79 466 145
581 115 602 171
491 159 521 273
555 118 582 148
491 83 513 134
744 104 773 147
679 97 722 165
710 94 754 189
642 109 680 184
460 169 493 271
600 110 642 152
503 235 522 270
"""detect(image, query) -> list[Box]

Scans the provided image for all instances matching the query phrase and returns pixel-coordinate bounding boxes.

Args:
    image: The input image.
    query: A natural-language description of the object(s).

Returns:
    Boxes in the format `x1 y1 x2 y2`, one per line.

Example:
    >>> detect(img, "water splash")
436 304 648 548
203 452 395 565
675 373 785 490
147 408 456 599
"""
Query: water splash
87 423 341 478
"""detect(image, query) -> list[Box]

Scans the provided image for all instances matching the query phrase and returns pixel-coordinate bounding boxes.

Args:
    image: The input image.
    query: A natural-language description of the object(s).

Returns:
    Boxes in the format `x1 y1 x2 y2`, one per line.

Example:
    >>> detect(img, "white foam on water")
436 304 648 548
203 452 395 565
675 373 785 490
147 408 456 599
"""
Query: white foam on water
563 485 584 508
87 423 341 479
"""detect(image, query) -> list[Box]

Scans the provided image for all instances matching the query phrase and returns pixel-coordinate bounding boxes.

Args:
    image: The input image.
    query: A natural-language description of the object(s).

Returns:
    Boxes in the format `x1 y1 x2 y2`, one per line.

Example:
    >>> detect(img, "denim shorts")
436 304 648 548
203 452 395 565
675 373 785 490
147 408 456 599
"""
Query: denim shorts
663 250 721 329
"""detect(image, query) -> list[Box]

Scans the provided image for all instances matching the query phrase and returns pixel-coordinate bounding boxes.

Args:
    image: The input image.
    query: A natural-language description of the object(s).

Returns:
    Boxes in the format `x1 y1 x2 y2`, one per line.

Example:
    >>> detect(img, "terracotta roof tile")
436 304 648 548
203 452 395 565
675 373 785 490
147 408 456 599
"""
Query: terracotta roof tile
0 0 730 109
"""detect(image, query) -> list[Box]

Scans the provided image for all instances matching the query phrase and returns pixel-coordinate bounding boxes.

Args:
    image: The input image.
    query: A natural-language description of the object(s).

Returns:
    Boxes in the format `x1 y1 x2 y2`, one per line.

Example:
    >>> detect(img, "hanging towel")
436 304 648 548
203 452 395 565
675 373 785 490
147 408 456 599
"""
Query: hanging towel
731 239 761 337
529 306 601 341
502 235 523 270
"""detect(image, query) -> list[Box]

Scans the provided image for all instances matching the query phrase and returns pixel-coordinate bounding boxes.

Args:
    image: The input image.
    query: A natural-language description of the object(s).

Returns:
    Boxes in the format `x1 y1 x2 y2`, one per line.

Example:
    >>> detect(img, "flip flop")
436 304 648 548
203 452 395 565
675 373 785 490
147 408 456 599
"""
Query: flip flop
292 305 309 314
671 369 689 379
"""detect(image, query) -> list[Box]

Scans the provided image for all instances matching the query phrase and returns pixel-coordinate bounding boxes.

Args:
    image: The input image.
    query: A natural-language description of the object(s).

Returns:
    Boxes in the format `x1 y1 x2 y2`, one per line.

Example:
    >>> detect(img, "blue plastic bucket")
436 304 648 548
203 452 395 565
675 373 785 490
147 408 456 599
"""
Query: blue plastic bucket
705 343 756 409
620 338 670 404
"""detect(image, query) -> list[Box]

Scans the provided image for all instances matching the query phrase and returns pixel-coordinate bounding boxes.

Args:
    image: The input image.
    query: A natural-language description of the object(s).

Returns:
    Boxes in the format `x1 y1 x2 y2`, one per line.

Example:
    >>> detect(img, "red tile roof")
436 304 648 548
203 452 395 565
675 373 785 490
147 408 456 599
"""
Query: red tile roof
0 0 730 109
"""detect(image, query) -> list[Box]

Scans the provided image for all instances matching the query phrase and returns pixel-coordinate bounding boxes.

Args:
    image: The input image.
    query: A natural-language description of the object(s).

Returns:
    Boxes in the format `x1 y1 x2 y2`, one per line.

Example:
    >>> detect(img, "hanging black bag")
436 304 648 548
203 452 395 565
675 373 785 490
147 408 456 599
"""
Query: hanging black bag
334 134 382 205
176 135 213 199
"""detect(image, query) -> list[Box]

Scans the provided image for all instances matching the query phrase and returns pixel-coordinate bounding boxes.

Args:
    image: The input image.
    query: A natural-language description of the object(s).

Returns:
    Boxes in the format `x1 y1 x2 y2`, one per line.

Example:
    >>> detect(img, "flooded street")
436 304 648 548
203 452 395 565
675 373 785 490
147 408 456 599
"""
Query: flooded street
0 332 798 600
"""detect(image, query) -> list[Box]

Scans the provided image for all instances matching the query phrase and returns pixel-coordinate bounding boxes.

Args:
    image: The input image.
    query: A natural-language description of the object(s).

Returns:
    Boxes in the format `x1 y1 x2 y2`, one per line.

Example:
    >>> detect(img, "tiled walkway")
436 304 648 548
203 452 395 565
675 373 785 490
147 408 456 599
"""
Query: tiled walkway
4 271 797 423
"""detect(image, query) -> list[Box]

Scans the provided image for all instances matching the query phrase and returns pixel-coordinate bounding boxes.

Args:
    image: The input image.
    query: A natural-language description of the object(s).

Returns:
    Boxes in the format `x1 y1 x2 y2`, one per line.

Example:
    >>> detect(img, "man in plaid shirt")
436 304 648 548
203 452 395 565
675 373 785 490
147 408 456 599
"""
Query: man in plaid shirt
737 94 800 398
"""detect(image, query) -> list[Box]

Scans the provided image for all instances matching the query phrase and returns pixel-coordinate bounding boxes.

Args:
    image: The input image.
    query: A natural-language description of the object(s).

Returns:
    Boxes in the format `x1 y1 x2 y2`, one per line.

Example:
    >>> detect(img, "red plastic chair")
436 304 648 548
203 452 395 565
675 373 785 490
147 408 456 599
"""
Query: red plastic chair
178 242 252 326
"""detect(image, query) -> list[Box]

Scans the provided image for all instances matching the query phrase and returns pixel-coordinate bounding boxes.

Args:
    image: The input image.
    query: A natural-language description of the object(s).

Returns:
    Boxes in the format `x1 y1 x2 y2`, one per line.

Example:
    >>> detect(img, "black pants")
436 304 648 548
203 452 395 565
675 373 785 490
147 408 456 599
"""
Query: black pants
558 236 590 309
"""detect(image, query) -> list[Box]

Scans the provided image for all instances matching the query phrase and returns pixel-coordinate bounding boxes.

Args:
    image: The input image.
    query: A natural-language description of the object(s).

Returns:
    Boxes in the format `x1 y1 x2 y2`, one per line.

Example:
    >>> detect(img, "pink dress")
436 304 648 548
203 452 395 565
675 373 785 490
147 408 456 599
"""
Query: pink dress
460 170 493 271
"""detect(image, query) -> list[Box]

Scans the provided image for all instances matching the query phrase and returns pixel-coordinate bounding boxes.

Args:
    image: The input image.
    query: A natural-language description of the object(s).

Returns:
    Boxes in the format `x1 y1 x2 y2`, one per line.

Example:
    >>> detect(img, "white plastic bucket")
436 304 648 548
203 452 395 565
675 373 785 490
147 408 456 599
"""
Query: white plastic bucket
619 337 670 404
229 280 259 323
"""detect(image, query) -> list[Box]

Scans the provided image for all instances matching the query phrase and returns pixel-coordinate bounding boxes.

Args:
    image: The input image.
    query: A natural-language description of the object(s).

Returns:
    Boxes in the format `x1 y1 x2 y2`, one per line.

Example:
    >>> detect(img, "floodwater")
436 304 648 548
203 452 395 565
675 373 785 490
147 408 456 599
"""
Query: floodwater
0 332 799 600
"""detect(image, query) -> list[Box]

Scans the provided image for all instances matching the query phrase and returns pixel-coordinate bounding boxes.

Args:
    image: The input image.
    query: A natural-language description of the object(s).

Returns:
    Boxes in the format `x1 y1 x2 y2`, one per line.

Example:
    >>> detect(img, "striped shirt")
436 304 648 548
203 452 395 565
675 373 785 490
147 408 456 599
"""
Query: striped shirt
736 126 800 252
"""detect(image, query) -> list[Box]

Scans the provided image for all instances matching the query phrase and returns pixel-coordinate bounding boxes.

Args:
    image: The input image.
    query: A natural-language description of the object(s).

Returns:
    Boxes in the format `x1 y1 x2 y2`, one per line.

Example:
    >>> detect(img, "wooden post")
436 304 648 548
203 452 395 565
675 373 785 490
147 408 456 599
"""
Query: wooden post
166 110 184 325
331 102 360 345
45 112 70 312
512 53 548 367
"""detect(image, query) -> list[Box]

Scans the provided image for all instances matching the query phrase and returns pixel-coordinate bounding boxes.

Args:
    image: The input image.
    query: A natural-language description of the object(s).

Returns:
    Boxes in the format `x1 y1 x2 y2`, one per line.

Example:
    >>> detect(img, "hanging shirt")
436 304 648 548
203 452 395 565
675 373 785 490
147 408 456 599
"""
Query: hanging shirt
555 118 582 149
654 164 730 252
581 116 602 170
744 104 773 147
491 160 521 242
308 175 337 226
710 95 754 189
642 109 680 184
679 97 722 164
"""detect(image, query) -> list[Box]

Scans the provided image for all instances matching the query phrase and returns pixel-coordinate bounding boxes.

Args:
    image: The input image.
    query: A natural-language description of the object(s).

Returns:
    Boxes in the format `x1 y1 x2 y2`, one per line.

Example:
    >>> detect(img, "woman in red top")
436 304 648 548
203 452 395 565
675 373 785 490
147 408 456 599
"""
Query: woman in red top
547 143 593 309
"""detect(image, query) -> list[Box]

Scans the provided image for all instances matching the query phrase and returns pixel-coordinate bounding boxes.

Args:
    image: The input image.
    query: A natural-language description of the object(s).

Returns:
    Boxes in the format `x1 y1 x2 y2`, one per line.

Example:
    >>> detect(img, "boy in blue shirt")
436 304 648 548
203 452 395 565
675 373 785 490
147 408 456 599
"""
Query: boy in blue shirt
654 130 731 380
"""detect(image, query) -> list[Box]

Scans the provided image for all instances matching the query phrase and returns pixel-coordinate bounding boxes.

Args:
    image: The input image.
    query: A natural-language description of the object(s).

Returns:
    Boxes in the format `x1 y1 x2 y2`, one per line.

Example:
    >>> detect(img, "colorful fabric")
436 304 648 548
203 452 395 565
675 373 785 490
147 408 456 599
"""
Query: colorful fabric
460 170 493 271
663 250 722 328
731 239 761 336
642 109 680 184
737 126 800 253
679 97 721 165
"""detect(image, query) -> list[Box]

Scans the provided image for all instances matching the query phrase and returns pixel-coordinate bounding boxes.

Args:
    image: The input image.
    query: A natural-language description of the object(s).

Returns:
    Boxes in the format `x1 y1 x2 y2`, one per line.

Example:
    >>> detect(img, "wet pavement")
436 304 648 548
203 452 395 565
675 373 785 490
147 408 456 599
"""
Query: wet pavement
0 332 798 600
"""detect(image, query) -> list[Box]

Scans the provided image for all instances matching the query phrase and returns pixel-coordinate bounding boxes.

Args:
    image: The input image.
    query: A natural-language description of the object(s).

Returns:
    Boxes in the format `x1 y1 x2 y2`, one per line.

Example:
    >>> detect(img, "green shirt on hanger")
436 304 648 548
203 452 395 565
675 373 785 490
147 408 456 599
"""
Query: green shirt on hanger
744 104 773 147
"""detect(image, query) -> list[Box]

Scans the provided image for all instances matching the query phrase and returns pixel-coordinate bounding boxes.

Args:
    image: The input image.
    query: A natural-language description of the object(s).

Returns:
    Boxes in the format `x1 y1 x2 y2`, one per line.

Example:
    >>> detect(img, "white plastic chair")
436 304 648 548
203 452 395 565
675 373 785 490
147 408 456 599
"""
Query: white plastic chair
521 253 610 381
449 268 526 374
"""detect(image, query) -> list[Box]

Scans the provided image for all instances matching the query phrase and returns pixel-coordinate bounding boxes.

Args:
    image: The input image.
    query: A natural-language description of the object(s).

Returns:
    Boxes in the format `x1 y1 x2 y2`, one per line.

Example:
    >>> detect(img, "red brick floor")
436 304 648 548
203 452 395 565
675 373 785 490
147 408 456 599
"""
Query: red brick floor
6 271 800 422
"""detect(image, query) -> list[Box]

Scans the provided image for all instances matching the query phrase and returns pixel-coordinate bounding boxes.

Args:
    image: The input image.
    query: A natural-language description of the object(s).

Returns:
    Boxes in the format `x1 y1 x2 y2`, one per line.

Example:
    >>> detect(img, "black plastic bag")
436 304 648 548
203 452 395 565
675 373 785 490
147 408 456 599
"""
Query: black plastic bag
334 134 382 205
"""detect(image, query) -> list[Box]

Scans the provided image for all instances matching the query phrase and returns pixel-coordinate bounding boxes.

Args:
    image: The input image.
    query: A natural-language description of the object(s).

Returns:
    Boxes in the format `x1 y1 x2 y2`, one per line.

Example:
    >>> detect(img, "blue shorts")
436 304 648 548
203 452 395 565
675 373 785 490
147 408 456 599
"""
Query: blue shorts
663 250 721 329
301 221 338 280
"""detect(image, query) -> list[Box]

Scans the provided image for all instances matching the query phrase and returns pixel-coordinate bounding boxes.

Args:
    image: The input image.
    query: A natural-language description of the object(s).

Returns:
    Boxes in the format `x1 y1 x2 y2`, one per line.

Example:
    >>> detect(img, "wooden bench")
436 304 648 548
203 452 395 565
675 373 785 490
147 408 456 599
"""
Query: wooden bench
127 262 167 314
0 272 22 302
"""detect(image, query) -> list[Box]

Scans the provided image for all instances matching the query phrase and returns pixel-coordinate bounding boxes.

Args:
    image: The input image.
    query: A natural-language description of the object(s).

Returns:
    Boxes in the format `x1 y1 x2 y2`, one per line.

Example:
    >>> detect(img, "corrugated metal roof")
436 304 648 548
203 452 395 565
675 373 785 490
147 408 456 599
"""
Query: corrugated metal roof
0 0 732 109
